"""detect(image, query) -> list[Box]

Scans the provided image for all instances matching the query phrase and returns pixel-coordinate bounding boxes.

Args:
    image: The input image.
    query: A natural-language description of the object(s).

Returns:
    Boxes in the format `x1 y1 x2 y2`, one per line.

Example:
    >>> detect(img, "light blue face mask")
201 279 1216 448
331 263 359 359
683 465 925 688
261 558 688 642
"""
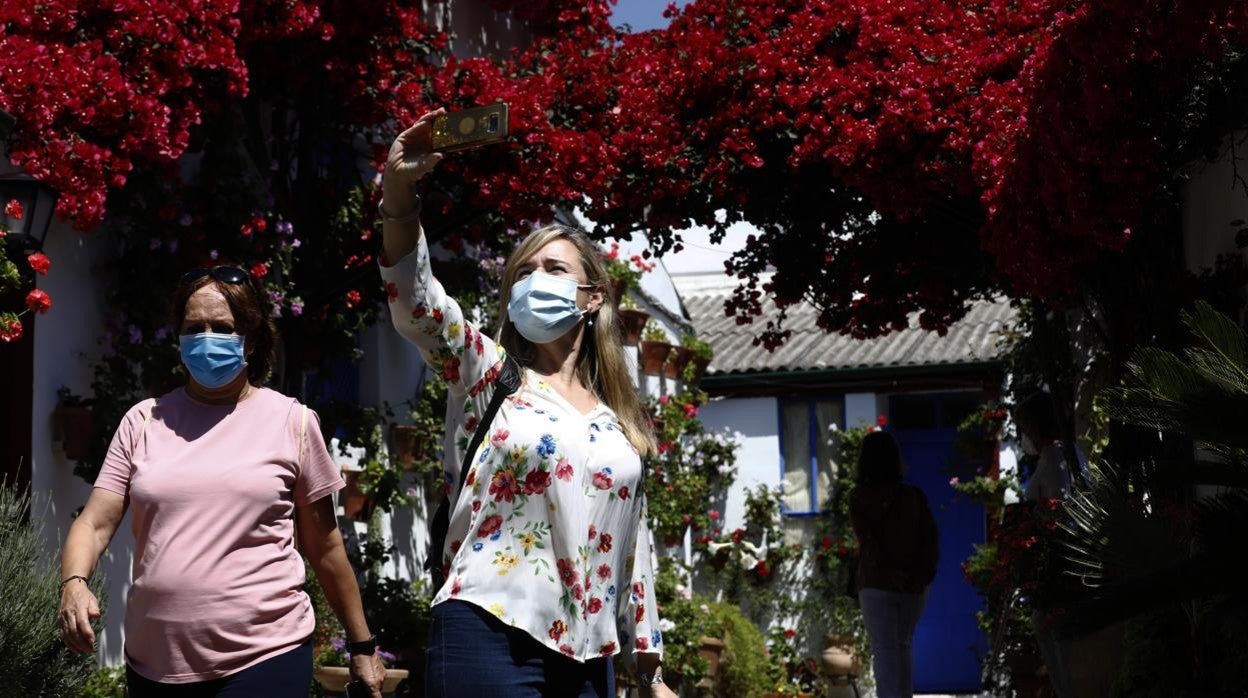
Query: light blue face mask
507 271 587 344
179 333 247 389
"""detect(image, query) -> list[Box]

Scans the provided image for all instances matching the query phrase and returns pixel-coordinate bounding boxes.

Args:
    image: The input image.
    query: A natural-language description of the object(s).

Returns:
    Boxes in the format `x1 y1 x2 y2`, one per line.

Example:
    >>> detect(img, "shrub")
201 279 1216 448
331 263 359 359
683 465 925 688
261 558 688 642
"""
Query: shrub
0 485 104 695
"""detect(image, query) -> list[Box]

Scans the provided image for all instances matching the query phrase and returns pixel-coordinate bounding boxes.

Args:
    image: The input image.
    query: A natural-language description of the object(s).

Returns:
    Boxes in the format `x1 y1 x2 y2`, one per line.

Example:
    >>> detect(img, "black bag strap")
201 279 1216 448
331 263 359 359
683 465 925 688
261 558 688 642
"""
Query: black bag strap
454 356 522 500
425 356 522 576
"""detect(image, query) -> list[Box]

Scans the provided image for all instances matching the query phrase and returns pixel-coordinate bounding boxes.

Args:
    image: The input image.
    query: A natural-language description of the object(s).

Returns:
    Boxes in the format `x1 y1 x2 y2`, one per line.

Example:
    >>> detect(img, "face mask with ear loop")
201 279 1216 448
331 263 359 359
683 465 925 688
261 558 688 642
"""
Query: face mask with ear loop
507 271 594 344
179 332 248 388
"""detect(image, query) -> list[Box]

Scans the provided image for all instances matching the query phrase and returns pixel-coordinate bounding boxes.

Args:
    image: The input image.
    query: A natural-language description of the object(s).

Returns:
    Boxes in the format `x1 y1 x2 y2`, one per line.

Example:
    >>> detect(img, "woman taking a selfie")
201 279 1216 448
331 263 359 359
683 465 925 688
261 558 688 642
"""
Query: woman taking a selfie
58 270 385 697
378 108 676 698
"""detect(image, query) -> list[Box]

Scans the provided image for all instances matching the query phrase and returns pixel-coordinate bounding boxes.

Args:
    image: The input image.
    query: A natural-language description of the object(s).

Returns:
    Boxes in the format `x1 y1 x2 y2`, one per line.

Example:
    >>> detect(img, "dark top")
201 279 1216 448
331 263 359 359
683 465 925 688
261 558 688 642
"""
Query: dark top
849 482 939 594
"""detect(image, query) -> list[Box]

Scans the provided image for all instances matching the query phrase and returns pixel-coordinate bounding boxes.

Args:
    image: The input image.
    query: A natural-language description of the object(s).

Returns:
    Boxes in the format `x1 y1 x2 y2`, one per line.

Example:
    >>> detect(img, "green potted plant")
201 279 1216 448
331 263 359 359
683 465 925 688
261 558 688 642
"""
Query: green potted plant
599 241 654 302
639 322 673 374
391 373 446 474
53 386 95 462
680 333 715 385
617 294 650 346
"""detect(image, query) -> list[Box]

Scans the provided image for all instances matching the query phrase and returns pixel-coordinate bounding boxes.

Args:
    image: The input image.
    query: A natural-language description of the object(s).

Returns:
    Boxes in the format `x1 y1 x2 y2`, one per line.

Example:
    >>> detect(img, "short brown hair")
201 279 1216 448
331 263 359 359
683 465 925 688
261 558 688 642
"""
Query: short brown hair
172 273 277 385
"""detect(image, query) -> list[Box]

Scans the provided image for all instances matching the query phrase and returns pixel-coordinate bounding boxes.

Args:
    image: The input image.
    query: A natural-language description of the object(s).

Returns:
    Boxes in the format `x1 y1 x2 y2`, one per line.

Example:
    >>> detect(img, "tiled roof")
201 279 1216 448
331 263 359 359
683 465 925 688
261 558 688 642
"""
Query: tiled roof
681 284 1016 376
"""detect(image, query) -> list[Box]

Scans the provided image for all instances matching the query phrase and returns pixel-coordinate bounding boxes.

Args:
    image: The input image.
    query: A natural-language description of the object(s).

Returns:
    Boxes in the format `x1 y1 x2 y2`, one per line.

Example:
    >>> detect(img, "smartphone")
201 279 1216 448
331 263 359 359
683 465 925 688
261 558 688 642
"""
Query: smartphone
344 679 369 698
431 103 510 152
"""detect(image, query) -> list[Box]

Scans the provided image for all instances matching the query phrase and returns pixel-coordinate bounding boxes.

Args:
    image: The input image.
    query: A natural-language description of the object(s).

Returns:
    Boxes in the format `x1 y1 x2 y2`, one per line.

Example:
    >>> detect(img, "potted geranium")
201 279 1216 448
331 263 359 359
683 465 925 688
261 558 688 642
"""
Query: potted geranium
617 295 651 346
639 322 673 375
53 387 95 462
600 241 655 302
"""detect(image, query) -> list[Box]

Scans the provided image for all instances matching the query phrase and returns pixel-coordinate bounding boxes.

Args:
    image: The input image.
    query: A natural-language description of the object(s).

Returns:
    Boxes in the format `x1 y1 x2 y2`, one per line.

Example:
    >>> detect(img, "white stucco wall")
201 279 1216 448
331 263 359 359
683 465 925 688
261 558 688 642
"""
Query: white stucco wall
1181 130 1248 275
29 218 134 666
696 396 778 532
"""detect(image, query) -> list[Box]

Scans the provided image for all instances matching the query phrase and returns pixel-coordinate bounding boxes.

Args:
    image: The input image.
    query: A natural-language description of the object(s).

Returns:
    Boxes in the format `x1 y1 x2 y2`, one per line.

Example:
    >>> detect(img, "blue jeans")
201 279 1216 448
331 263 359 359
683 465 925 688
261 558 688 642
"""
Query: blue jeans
859 587 928 698
125 639 312 697
425 600 615 697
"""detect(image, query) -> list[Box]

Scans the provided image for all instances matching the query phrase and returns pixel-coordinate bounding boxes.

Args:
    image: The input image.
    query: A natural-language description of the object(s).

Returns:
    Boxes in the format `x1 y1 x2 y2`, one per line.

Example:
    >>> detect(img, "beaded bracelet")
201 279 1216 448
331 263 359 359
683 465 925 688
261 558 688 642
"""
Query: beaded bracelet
59 575 89 592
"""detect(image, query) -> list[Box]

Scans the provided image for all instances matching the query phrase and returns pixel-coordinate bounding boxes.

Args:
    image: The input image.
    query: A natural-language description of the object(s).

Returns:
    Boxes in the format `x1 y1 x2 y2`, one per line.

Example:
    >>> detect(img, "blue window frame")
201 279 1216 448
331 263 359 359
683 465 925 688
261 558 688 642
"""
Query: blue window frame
777 397 845 515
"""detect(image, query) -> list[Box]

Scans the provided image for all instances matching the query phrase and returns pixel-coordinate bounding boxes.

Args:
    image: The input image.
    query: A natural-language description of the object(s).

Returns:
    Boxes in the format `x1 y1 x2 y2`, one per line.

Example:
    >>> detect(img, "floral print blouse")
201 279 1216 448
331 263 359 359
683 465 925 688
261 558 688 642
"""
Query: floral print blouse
379 236 663 663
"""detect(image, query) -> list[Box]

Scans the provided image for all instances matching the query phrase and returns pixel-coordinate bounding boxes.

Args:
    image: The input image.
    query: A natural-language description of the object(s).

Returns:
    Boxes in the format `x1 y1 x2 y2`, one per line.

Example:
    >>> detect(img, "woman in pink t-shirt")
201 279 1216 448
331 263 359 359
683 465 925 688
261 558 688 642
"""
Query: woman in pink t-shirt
57 269 386 697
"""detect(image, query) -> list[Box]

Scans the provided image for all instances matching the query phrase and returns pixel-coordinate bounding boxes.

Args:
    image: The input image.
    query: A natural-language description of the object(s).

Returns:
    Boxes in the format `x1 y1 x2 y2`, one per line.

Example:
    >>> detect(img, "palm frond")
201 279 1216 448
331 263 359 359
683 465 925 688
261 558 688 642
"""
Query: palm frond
1183 300 1248 379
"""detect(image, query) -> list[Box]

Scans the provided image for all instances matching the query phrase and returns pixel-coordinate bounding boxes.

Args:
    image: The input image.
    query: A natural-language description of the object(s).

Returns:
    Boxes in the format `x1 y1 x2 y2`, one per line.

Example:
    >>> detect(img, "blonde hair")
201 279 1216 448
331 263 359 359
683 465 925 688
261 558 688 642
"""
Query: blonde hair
497 224 656 457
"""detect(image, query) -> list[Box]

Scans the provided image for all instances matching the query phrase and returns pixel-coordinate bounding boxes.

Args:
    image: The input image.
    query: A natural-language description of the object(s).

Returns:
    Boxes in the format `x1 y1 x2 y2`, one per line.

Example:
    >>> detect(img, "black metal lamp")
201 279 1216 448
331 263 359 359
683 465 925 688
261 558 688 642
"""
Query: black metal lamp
0 110 58 254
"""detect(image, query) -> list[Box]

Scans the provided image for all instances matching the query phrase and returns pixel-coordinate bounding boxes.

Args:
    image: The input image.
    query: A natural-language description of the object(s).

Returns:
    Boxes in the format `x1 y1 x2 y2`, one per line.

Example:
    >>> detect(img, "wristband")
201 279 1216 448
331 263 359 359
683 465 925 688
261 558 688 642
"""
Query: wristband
59 575 89 592
346 634 378 656
377 196 422 224
638 666 664 686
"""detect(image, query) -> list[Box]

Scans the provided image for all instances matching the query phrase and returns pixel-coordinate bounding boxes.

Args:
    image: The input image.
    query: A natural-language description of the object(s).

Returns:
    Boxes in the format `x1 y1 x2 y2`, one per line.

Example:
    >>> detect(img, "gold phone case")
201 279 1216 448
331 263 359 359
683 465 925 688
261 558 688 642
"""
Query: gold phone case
431 103 510 152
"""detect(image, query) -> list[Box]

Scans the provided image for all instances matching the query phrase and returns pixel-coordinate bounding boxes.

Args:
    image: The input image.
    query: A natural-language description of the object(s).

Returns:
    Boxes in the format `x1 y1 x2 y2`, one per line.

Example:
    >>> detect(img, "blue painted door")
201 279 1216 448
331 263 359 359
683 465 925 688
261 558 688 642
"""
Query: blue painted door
893 428 987 694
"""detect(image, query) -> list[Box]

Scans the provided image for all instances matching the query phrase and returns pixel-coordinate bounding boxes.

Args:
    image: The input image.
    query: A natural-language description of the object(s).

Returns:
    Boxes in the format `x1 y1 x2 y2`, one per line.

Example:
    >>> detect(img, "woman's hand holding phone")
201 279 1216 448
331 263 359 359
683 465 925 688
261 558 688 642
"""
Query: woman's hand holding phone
383 108 445 205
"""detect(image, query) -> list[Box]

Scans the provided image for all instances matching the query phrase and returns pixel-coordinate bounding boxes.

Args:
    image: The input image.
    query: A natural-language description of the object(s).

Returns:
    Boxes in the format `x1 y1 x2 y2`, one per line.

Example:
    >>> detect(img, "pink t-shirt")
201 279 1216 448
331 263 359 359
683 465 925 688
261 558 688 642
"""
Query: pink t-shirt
94 387 344 683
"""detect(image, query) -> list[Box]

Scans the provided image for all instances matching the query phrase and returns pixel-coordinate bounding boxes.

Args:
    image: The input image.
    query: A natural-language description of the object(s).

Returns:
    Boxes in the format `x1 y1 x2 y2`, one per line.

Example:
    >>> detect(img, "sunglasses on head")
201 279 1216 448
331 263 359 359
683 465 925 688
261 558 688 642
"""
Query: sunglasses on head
180 266 251 287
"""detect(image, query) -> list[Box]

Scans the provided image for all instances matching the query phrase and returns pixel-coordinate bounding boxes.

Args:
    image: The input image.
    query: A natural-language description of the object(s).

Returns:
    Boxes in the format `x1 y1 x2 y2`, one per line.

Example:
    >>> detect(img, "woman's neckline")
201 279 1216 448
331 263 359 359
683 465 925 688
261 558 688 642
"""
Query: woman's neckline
181 384 263 408
523 368 604 418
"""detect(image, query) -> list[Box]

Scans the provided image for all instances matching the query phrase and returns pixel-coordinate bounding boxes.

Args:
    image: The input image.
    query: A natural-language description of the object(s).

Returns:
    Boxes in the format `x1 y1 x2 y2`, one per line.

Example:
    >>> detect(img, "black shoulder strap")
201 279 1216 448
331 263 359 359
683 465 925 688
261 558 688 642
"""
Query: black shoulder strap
425 356 522 578
453 356 521 500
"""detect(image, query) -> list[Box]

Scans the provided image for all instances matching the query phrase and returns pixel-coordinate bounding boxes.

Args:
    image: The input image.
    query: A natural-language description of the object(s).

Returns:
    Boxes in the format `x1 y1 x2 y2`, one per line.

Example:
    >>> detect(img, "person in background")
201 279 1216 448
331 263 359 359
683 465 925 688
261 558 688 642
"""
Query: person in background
377 109 676 697
1013 390 1088 698
849 431 939 698
58 268 385 697
1015 390 1089 502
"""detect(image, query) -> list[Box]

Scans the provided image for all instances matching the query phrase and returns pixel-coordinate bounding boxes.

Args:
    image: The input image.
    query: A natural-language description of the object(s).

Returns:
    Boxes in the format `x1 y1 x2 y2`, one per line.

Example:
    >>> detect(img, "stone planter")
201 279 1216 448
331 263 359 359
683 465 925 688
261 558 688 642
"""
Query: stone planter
618 309 650 346
341 469 375 523
639 341 673 375
666 346 694 380
821 634 862 682
53 405 94 461
313 666 409 696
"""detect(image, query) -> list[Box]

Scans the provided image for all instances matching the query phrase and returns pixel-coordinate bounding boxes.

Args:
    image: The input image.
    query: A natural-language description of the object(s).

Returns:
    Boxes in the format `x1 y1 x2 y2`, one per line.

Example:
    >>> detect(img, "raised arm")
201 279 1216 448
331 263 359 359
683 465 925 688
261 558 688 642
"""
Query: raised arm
378 110 505 401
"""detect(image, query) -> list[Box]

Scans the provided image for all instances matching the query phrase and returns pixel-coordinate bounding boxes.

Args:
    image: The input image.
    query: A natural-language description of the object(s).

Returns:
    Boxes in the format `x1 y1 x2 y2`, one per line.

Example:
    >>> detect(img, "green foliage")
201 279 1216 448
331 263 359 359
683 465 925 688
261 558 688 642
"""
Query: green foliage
79 666 127 698
0 486 103 695
653 558 709 687
641 321 669 343
705 601 777 698
680 333 714 360
644 391 738 545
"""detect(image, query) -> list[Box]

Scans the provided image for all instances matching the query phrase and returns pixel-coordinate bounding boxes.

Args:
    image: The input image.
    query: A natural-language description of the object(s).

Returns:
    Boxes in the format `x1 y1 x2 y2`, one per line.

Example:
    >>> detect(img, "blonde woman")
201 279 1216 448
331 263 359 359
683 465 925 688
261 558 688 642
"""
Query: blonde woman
377 109 676 698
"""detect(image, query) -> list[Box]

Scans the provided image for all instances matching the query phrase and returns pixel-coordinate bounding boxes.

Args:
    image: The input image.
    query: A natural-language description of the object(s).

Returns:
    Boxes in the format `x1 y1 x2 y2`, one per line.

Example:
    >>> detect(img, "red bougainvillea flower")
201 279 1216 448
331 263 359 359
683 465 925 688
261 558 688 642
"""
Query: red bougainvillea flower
25 288 51 314
250 262 269 279
876 415 889 428
4 199 23 219
345 289 361 308
26 252 50 275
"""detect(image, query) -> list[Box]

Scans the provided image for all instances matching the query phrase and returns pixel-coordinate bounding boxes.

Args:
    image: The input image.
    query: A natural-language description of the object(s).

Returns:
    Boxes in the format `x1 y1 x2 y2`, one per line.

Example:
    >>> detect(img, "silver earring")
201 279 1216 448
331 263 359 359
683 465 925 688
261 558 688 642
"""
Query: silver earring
587 316 595 327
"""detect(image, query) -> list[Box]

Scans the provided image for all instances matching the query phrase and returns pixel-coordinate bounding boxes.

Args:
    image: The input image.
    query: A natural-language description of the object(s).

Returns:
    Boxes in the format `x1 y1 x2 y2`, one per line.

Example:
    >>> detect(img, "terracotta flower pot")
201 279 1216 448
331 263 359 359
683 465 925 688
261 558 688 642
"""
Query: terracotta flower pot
314 666 409 696
618 309 650 346
54 405 95 461
389 424 426 470
639 341 672 374
341 470 375 523
610 277 629 304
684 355 711 385
698 636 726 682
666 346 694 380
